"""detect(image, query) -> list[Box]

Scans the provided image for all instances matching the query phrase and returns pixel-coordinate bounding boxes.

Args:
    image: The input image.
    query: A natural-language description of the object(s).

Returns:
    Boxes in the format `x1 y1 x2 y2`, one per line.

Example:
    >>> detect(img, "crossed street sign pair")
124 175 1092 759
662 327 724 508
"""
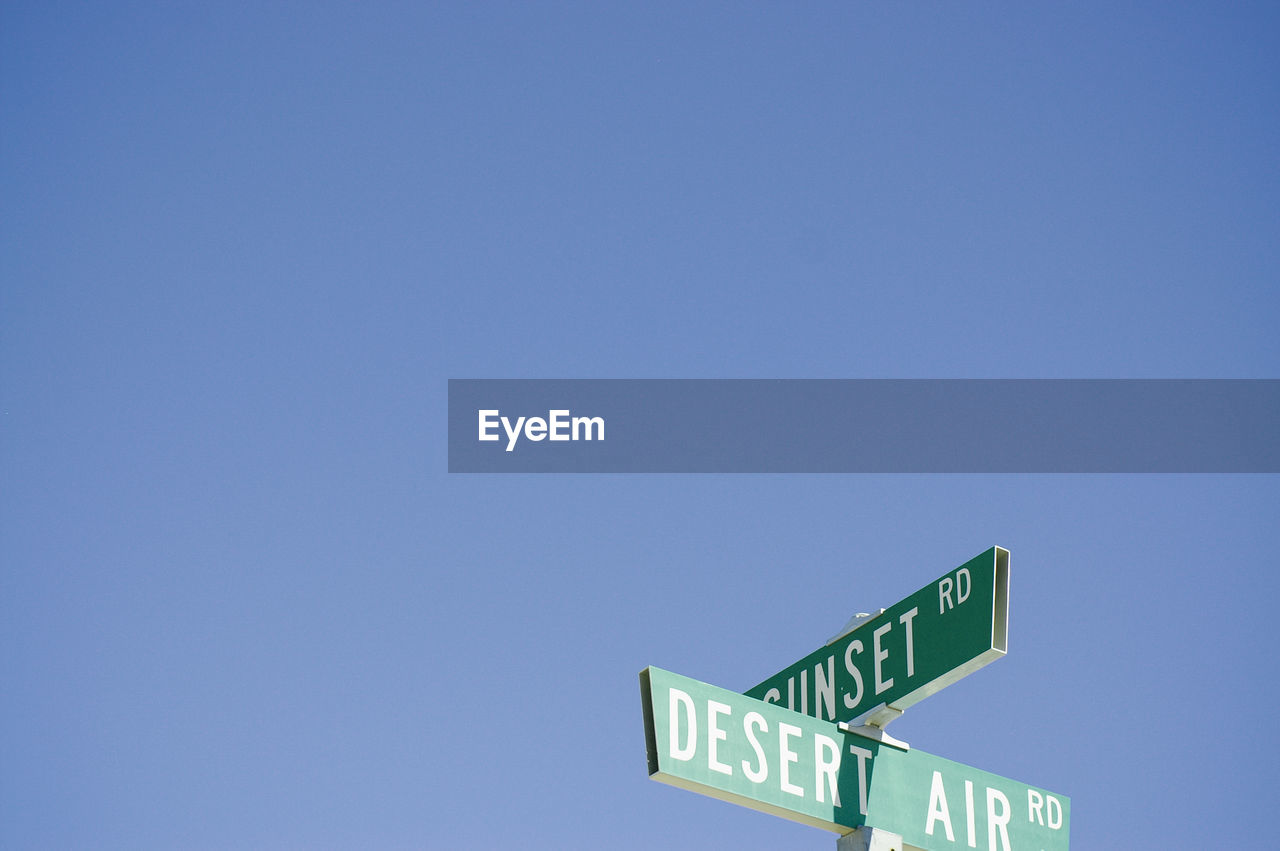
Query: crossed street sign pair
640 547 1070 850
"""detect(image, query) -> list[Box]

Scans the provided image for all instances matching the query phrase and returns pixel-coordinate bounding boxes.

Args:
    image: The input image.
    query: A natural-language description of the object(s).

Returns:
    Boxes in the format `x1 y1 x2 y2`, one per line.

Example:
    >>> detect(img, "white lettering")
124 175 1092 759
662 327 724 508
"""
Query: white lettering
706 700 731 775
842 639 865 710
1047 794 1063 830
778 723 803 797
1028 788 1045 825
548 409 570 440
502 415 525 452
476 409 605 451
572 415 604 441
899 606 918 678
939 576 955 613
873 621 894 695
814 734 842 806
478 410 500 441
957 567 971 605
965 779 977 847
987 787 1012 851
741 712 768 783
848 743 873 815
669 688 696 761
926 771 955 841
763 687 781 704
815 657 835 720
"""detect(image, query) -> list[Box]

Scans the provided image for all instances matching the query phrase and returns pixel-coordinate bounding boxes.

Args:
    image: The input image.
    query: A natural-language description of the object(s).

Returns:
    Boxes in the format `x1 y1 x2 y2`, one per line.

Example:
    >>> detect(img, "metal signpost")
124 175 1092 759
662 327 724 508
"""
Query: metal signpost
640 548 1070 848
746 547 1009 728
642 667 1069 851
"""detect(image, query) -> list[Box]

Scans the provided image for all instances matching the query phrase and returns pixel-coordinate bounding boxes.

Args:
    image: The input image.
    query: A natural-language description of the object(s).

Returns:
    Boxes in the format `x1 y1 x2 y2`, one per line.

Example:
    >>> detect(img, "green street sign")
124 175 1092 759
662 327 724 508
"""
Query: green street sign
746 547 1009 724
642 666 1069 850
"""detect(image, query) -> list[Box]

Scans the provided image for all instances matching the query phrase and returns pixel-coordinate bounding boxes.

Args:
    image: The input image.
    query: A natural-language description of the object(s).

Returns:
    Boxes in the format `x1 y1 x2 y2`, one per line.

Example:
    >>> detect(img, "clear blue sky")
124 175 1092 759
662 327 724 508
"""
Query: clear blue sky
3 3 1277 848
